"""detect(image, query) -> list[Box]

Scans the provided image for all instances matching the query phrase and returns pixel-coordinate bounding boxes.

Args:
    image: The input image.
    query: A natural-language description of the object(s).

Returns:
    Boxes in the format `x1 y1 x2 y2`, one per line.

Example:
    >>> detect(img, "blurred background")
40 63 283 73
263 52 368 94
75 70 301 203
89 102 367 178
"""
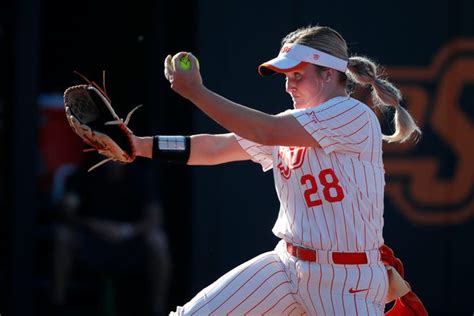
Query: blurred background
1 0 473 315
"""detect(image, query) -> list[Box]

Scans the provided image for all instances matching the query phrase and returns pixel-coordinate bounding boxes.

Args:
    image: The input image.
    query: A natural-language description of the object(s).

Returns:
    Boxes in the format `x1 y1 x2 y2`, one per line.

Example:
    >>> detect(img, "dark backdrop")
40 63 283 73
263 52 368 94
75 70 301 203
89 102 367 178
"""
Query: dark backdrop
1 0 473 315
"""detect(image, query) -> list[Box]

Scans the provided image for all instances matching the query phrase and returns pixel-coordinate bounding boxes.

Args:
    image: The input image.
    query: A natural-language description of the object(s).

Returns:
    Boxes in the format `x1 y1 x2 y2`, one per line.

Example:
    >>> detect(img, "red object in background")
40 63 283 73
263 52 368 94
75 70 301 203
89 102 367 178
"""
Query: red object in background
381 245 429 316
38 93 85 195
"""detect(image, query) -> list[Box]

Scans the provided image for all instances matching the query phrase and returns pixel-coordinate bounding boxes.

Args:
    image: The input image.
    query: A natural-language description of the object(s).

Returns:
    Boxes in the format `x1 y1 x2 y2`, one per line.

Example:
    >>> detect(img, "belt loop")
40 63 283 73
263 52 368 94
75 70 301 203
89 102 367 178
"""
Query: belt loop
328 250 334 265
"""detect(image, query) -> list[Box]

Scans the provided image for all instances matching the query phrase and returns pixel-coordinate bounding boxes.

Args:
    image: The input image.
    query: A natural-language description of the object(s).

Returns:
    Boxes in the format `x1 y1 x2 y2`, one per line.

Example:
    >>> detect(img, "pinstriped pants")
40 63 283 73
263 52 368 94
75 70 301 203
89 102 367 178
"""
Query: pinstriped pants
171 240 388 315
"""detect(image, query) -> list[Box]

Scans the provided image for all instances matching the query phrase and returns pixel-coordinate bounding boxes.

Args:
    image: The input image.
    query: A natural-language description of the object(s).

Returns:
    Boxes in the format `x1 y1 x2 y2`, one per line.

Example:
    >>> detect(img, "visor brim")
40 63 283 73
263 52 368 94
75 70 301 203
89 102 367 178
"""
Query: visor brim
258 57 308 76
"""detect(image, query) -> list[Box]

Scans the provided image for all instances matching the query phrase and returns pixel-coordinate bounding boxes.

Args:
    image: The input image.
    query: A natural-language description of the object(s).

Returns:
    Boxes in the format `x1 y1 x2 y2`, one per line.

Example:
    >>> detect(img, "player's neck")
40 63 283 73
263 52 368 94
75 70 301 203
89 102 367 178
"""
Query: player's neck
305 88 347 109
320 85 347 103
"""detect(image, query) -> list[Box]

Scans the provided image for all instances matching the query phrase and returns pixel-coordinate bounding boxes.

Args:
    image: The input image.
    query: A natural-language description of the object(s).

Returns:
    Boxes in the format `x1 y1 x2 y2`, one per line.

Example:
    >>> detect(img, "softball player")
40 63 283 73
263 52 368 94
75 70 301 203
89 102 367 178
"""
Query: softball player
133 25 422 315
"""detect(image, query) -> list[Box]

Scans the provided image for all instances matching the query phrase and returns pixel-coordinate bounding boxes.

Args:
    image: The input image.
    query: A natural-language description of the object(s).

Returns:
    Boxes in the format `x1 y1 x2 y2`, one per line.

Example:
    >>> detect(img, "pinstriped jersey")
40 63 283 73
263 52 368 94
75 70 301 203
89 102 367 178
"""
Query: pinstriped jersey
236 96 385 252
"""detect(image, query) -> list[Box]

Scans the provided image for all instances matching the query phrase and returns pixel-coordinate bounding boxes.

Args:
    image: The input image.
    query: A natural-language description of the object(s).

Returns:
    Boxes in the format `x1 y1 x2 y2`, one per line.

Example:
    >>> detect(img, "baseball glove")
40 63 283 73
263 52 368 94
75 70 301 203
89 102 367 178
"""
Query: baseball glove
64 72 141 171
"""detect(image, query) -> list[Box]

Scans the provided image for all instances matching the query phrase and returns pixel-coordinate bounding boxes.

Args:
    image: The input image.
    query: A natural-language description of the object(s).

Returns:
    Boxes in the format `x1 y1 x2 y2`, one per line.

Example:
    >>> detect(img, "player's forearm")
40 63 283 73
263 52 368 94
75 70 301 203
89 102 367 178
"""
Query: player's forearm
133 133 249 165
188 133 250 165
188 134 227 165
188 86 278 145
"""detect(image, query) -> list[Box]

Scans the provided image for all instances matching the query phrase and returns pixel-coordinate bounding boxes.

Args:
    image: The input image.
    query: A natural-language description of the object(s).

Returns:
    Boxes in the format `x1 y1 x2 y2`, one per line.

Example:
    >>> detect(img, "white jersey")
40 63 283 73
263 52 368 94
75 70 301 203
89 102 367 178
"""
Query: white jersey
172 96 389 315
236 96 385 252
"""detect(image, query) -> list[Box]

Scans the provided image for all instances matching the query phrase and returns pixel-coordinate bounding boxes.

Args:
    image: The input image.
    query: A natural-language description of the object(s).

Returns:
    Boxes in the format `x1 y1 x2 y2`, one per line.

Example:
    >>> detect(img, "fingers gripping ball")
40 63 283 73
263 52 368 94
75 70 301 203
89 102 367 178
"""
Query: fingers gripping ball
178 54 200 71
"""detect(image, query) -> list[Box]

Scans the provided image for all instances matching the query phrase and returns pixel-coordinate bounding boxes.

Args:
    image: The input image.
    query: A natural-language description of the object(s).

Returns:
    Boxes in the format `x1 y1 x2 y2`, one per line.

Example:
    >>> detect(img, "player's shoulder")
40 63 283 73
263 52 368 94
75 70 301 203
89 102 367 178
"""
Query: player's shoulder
324 95 367 109
308 96 370 117
285 96 372 121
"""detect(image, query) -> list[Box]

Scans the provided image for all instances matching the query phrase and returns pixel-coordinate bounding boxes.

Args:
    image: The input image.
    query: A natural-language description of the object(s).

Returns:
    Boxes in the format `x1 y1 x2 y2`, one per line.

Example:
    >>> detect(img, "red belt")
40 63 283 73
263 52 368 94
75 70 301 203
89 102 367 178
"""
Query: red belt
286 242 369 264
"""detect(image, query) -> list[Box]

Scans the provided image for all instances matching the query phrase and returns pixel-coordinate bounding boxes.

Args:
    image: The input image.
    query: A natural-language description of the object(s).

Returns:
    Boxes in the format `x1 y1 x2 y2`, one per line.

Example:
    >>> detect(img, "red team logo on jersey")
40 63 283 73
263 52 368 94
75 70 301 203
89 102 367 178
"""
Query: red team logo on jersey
277 147 307 179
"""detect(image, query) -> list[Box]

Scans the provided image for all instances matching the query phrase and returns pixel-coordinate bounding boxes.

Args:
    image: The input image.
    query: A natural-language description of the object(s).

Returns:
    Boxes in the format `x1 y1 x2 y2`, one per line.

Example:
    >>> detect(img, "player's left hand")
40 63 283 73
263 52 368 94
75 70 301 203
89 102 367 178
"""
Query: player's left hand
164 52 204 101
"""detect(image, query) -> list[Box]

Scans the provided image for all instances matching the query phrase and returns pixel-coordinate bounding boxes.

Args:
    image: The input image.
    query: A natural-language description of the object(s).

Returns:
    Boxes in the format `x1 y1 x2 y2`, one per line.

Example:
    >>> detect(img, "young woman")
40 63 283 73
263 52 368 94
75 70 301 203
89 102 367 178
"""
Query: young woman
133 25 423 315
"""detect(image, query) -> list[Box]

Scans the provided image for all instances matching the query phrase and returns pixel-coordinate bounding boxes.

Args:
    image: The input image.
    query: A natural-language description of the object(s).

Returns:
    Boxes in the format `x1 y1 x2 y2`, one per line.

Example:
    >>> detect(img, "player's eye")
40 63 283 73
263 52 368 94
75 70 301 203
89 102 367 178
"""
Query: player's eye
285 73 302 82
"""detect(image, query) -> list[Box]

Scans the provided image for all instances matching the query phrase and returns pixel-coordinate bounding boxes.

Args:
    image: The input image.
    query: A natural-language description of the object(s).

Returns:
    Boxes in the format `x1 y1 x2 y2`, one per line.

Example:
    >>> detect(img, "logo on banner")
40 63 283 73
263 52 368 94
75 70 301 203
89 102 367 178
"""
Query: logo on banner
357 39 474 225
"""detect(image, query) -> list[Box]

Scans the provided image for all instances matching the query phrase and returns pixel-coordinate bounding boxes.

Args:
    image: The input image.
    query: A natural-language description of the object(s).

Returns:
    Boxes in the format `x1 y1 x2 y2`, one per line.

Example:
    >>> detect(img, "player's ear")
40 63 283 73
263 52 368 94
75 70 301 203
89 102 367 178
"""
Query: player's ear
323 68 334 83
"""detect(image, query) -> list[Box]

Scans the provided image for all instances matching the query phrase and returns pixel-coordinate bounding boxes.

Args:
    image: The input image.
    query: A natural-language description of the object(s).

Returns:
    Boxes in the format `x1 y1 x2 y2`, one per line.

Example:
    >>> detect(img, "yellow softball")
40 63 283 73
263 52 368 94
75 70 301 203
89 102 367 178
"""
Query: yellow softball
179 54 200 71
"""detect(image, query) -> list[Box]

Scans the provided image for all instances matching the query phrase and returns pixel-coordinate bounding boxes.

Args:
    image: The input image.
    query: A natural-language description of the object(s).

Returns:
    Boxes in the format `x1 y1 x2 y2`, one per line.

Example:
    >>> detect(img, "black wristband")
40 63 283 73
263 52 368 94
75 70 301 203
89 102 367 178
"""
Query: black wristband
152 135 191 164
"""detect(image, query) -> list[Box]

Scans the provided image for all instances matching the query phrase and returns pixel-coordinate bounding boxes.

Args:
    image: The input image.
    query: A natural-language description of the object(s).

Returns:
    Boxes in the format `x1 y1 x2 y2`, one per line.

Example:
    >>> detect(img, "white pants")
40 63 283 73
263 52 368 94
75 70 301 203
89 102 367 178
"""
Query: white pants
171 240 388 315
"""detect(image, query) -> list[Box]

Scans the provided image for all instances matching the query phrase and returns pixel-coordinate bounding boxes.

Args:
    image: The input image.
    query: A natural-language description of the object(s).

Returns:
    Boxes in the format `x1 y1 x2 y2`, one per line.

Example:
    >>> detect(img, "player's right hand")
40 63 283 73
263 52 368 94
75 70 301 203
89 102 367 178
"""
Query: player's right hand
164 52 204 101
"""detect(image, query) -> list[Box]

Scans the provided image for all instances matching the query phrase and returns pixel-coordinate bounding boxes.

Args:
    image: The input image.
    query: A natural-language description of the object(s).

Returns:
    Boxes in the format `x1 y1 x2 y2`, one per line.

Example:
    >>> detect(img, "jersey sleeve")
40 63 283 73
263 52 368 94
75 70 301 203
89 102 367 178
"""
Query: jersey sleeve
233 134 274 172
289 97 372 156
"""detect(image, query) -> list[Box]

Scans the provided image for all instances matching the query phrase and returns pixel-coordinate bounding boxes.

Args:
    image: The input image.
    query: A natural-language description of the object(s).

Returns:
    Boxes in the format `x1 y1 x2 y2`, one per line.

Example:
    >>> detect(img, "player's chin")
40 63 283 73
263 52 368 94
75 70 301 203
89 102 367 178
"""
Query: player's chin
292 99 305 109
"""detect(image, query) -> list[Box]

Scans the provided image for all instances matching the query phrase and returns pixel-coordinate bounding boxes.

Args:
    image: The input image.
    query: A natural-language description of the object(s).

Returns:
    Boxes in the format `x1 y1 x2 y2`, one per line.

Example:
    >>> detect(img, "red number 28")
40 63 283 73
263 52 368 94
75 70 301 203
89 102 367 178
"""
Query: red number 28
300 168 345 207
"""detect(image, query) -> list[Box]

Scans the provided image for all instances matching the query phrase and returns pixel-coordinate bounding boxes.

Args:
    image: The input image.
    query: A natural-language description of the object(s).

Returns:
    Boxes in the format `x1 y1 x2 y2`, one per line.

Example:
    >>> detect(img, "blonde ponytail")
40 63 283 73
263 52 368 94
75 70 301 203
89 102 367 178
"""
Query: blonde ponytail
347 56 421 143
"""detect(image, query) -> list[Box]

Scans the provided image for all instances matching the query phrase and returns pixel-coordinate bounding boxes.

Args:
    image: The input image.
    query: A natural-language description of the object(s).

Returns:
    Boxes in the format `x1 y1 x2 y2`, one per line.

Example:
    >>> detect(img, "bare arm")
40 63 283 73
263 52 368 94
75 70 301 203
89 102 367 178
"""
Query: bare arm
133 133 252 165
165 53 320 148
190 88 319 147
188 133 251 165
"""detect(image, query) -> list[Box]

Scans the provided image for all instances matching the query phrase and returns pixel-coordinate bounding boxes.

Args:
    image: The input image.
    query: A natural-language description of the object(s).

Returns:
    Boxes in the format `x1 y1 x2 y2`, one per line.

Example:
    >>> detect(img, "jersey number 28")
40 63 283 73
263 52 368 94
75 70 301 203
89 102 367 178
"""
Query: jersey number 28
301 168 345 207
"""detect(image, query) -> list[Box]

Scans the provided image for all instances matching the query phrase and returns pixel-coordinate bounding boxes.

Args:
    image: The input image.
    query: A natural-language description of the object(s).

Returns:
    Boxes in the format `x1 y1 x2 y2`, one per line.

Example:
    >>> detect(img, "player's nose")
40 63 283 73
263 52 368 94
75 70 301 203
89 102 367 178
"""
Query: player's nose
285 80 297 94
